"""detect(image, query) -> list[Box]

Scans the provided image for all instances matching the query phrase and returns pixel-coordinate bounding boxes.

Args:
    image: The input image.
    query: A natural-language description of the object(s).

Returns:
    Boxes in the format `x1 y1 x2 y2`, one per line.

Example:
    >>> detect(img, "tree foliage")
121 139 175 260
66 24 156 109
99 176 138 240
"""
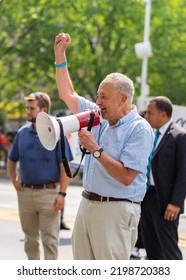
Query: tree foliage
0 0 185 128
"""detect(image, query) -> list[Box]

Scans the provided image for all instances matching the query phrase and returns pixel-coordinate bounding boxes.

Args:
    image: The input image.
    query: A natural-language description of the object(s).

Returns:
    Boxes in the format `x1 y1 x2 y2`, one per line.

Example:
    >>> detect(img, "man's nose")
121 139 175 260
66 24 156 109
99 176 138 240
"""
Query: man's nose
96 97 102 105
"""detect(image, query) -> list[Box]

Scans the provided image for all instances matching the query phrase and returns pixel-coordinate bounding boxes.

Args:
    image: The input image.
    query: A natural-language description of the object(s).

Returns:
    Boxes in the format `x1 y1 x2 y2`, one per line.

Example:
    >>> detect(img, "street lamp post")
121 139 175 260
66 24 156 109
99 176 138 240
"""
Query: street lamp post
141 0 152 98
135 0 152 110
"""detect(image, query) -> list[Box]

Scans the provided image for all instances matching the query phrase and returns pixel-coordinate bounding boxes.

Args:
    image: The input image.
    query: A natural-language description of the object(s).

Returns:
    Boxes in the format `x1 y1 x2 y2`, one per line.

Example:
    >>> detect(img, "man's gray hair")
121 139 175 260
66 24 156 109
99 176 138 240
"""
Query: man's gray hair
105 73 135 103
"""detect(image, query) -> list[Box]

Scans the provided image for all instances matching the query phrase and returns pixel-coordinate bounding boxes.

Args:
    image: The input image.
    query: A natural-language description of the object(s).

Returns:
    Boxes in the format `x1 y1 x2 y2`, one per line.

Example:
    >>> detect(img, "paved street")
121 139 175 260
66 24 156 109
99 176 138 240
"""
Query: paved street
0 175 82 260
0 173 186 260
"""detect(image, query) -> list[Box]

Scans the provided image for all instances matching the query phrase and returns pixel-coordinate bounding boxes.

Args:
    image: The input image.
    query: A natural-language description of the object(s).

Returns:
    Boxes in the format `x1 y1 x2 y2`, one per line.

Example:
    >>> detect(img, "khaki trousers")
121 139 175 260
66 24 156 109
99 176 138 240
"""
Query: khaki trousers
17 187 60 260
72 197 140 260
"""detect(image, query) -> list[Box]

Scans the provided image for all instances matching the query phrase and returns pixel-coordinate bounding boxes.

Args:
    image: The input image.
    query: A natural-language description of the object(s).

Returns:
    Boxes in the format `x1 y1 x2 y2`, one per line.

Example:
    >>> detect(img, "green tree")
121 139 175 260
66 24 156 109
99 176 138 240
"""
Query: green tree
149 0 186 104
0 0 185 129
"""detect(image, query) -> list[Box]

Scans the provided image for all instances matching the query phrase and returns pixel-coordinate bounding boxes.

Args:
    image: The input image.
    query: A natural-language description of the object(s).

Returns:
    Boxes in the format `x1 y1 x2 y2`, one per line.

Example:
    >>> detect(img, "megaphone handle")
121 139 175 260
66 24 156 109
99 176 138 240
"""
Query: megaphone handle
87 111 95 131
75 112 96 176
79 111 96 154
57 111 95 178
56 118 87 178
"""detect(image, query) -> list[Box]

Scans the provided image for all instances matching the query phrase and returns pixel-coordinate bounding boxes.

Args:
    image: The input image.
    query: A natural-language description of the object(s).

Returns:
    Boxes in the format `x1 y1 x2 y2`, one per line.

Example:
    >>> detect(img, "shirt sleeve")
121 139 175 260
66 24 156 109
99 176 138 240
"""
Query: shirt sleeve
78 96 98 112
8 133 19 162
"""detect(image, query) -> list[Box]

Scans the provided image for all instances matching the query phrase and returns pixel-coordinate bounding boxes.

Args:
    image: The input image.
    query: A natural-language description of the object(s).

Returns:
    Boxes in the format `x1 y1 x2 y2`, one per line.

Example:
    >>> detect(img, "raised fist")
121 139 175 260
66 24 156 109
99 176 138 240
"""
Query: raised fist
54 32 71 53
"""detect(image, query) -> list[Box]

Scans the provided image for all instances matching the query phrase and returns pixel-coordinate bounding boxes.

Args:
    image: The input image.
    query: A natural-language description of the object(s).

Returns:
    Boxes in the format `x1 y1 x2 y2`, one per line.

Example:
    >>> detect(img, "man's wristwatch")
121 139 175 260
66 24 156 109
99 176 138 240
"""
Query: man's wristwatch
58 191 66 197
93 148 103 158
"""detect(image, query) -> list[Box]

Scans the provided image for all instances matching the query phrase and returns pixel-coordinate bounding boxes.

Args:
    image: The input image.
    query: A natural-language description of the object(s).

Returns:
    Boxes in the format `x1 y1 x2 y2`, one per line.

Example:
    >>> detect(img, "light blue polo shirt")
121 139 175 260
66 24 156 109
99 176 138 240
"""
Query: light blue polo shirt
78 96 154 202
8 122 73 184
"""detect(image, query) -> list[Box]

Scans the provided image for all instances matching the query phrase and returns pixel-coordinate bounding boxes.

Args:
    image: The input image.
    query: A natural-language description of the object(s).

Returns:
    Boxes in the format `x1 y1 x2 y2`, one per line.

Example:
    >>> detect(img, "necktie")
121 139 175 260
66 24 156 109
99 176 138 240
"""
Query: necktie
146 130 161 189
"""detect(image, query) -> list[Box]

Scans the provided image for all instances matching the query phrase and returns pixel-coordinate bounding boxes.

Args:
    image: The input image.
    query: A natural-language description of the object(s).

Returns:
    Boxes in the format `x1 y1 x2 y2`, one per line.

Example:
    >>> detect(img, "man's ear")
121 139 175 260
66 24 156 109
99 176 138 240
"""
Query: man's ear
41 107 48 113
121 93 128 104
161 111 167 118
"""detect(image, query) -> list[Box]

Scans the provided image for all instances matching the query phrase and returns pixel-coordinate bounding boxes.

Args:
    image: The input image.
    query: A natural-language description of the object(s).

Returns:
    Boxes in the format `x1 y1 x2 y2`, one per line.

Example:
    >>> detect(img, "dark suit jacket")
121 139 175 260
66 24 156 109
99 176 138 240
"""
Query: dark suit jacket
151 122 186 214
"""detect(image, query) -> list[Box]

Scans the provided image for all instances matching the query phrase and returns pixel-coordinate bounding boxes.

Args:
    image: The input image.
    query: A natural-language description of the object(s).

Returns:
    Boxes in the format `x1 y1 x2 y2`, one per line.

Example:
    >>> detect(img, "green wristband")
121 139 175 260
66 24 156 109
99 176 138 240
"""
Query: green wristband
54 61 67 68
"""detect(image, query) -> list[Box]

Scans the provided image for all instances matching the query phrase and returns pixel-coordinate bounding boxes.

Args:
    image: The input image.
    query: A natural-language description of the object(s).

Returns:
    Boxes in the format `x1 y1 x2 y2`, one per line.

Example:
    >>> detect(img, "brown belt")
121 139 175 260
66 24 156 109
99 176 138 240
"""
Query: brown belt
21 183 57 189
82 190 141 205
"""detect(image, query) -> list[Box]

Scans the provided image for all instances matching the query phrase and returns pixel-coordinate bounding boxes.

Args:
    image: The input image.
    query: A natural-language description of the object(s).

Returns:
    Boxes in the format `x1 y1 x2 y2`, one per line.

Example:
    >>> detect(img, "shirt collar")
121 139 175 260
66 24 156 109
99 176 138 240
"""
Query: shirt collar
27 122 37 133
110 105 137 127
158 119 173 136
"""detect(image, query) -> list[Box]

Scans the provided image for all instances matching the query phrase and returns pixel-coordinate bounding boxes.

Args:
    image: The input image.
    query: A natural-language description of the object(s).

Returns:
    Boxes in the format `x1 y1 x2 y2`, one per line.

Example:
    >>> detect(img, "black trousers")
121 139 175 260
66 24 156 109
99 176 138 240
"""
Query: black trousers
135 220 144 249
141 189 182 260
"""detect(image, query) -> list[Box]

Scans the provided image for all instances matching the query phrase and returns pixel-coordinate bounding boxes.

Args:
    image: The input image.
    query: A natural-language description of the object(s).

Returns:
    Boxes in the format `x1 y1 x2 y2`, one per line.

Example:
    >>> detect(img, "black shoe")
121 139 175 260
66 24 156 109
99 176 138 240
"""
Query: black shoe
60 222 70 230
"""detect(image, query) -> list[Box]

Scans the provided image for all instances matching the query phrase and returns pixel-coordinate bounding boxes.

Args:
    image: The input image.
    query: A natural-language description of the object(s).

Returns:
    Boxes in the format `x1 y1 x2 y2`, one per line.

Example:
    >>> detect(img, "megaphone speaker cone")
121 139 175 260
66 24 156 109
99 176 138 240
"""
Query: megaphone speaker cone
36 112 60 151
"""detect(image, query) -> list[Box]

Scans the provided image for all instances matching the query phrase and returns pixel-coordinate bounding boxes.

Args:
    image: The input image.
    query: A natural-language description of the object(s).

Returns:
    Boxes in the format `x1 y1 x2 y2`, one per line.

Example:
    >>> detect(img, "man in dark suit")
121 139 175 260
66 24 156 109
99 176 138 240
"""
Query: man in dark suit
141 96 186 260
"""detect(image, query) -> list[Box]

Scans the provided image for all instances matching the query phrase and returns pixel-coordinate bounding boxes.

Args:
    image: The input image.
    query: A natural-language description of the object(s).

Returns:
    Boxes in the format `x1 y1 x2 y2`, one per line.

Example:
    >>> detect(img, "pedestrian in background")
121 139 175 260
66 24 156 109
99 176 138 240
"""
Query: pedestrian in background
7 92 73 260
0 128 11 169
54 32 154 260
141 96 186 259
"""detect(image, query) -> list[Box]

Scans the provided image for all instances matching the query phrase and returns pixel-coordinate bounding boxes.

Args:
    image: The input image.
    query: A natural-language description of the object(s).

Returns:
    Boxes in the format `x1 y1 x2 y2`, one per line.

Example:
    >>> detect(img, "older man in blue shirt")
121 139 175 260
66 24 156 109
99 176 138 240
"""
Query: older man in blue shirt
54 32 154 260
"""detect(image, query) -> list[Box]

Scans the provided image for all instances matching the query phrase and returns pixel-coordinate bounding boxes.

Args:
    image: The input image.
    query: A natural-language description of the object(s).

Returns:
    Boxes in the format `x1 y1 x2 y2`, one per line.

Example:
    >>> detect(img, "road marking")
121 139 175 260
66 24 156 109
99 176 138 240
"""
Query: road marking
0 208 75 227
179 233 186 247
1 208 186 248
0 209 19 221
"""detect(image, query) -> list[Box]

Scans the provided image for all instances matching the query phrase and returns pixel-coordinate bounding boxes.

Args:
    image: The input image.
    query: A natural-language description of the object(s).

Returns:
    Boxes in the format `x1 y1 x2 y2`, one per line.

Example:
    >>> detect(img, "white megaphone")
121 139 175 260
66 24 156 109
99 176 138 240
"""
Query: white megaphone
36 109 102 151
